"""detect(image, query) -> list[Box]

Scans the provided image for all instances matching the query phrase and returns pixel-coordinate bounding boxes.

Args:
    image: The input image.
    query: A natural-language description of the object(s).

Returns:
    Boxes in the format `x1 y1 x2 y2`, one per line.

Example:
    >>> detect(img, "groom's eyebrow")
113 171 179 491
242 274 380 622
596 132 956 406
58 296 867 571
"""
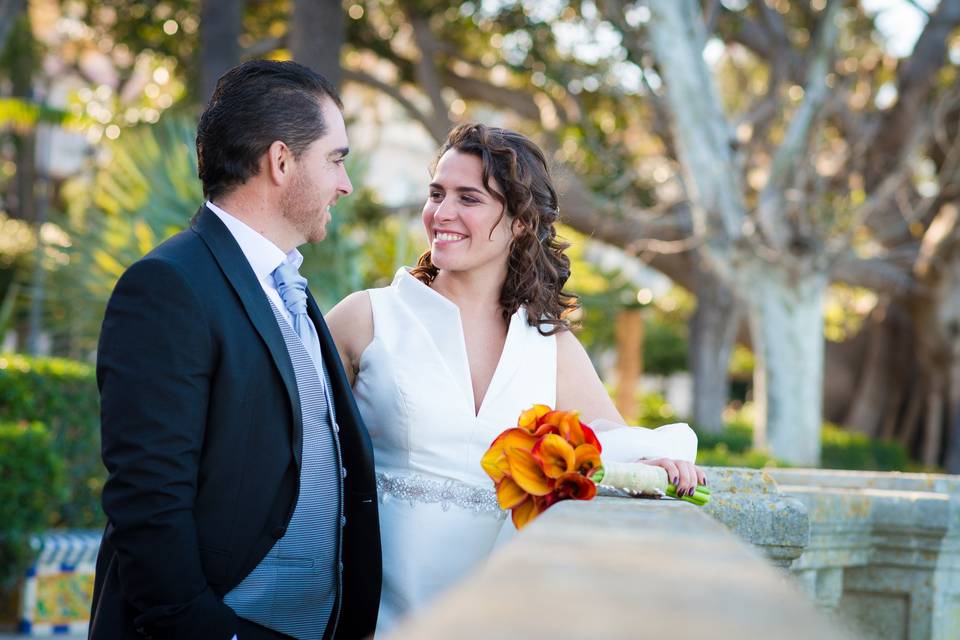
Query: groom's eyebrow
328 147 349 160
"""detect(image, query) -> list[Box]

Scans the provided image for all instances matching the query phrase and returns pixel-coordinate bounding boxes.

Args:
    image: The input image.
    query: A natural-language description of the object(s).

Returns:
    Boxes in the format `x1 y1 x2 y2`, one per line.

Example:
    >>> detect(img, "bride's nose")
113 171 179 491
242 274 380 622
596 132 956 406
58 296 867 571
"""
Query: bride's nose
432 198 456 223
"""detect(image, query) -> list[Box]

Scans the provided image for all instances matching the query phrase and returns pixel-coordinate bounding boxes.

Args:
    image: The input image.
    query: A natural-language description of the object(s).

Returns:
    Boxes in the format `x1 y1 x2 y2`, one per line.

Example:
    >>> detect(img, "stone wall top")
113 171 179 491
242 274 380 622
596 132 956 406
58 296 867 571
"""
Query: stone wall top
383 496 850 640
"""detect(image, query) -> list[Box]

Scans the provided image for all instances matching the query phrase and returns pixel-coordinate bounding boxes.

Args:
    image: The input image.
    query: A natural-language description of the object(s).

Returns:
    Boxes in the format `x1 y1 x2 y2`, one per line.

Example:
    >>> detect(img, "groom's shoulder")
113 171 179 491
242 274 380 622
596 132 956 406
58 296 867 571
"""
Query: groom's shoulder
139 223 209 267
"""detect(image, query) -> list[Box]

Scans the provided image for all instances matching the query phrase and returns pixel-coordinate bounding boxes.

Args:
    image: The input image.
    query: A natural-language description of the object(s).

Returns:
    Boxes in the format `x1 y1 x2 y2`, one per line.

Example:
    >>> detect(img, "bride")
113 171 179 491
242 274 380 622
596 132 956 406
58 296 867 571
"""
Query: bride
326 124 706 633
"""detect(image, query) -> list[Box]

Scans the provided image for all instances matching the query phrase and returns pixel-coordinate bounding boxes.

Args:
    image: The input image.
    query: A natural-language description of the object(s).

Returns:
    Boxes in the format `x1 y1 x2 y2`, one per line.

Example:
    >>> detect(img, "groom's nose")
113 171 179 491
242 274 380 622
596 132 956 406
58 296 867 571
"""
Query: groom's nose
338 166 353 196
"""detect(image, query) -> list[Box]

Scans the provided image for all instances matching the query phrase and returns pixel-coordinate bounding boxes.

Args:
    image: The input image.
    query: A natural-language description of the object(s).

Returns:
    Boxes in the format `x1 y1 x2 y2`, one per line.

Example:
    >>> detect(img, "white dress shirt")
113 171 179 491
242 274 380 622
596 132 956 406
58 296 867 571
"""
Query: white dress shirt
206 200 302 329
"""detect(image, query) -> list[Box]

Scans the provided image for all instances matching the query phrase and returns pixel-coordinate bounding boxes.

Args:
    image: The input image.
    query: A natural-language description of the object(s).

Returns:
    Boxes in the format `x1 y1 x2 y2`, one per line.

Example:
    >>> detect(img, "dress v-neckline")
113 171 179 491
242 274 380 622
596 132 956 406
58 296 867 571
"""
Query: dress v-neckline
464 313 519 418
394 269 523 419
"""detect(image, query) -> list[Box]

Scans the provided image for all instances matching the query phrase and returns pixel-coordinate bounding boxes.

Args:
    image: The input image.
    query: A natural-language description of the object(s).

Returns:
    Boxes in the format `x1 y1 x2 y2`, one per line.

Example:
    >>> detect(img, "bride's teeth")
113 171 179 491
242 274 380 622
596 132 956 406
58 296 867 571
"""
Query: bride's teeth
436 232 464 241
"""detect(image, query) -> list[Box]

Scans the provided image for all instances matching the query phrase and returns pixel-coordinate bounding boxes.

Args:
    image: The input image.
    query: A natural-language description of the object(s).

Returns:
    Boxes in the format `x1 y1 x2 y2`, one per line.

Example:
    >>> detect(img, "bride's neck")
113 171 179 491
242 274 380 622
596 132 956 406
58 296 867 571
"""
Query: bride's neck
430 269 504 316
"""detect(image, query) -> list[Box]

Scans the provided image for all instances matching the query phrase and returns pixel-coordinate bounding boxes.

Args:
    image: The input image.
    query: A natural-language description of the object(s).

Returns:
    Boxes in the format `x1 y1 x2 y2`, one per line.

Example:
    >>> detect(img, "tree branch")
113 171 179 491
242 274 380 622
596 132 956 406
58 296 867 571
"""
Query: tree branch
645 0 748 281
408 11 452 136
831 254 921 296
863 0 960 187
341 68 448 143
755 0 841 251
442 72 542 121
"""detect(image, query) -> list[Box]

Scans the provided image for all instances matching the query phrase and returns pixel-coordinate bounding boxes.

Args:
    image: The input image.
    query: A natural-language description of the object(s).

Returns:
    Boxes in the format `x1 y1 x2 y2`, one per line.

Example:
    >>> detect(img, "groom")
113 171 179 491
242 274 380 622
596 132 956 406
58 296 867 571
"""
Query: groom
90 60 381 640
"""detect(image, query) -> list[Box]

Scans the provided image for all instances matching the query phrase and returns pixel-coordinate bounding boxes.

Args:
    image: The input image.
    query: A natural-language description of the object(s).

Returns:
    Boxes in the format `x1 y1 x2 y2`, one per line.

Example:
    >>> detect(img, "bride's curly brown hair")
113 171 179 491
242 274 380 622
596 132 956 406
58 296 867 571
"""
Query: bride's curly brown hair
410 123 580 335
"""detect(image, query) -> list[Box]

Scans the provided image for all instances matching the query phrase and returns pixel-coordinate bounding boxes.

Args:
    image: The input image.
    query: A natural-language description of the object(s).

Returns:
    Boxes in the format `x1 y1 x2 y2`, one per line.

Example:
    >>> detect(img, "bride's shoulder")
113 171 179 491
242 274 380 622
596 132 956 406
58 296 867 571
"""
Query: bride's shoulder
326 291 374 369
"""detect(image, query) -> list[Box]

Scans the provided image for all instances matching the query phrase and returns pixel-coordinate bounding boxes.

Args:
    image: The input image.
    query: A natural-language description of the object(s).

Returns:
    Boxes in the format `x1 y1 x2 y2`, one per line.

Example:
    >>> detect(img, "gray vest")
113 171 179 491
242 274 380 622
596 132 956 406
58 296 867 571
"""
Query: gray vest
224 302 344 639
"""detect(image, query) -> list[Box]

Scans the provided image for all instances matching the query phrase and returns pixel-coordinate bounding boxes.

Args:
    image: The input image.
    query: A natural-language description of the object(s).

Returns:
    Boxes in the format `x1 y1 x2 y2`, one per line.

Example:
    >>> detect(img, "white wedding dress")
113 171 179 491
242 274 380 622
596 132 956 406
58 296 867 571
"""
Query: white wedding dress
353 268 697 634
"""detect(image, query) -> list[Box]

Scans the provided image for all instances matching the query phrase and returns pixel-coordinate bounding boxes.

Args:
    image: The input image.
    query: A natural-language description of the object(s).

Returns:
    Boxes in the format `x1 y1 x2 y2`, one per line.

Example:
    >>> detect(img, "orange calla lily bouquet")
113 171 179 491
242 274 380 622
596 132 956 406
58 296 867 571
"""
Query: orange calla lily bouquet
482 404 711 529
481 404 603 529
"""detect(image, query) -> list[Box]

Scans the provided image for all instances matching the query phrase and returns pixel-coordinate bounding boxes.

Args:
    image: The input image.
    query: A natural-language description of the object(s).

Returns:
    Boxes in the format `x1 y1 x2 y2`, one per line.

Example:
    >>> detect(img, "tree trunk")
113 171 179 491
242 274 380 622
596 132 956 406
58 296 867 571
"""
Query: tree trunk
922 376 945 467
0 0 25 58
688 258 740 432
291 0 344 89
745 262 828 466
614 308 644 420
843 306 893 436
945 362 960 473
200 0 244 102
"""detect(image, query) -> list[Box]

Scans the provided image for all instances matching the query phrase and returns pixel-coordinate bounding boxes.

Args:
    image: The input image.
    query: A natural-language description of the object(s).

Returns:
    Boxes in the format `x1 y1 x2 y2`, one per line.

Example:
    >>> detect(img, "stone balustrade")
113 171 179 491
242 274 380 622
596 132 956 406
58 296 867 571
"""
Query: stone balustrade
383 493 849 640
768 468 960 640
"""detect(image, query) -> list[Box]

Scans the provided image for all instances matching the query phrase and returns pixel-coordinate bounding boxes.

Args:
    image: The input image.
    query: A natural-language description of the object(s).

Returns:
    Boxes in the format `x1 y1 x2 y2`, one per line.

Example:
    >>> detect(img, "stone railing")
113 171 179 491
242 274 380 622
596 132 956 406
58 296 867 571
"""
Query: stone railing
382 467 960 640
768 468 960 640
383 487 849 640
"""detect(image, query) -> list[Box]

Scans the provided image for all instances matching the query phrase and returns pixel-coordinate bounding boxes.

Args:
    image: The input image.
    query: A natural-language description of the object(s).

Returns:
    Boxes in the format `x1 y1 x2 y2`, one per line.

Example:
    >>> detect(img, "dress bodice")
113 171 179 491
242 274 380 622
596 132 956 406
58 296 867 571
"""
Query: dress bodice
354 268 556 488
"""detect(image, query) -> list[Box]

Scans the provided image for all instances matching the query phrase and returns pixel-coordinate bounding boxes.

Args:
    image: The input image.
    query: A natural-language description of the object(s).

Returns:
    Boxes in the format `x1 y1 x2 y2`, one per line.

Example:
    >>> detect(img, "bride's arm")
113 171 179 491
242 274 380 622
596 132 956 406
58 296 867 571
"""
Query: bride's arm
555 329 707 494
325 291 374 387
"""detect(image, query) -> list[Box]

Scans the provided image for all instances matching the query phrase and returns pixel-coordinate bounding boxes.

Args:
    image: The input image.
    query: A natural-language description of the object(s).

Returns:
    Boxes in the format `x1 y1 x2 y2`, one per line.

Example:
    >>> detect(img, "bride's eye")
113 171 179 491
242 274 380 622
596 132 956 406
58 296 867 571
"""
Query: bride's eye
428 190 443 201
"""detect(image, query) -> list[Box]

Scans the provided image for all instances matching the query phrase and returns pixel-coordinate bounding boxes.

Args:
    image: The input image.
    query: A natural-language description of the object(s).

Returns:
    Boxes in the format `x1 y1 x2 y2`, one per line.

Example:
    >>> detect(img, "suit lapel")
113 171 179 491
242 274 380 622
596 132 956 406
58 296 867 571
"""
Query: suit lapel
191 205 304 467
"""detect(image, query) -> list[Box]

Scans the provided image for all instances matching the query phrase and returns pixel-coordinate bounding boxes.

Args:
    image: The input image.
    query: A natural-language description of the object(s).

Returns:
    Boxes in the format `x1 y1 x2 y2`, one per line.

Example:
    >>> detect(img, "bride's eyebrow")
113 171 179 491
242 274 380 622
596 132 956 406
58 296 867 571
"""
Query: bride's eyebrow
428 182 487 197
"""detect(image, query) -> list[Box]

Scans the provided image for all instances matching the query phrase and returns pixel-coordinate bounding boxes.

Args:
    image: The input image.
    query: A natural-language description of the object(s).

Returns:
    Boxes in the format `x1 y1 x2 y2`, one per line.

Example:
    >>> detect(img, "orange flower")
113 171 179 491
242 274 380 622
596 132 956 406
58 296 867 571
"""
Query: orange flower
511 495 541 529
531 434 575 479
554 472 597 501
517 404 552 434
552 411 587 446
495 476 528 509
482 428 538 483
506 447 554 496
573 443 603 478
534 492 559 511
580 422 602 453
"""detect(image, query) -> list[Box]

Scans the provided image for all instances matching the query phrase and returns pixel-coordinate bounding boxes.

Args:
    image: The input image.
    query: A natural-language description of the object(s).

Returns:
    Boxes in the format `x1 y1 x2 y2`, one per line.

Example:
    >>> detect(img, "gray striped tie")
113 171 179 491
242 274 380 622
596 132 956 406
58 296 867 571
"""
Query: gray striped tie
272 262 324 370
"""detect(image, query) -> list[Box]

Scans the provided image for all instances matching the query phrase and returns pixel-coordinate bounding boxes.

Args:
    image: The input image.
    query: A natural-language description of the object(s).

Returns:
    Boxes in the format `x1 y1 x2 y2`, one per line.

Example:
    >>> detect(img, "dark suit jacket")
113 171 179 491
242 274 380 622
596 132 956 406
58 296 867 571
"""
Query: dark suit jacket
90 206 381 640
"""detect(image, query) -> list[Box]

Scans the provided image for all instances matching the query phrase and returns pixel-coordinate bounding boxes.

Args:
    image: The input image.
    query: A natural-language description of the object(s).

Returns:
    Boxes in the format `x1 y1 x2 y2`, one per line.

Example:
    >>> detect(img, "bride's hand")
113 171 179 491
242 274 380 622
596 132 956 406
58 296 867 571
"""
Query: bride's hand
638 458 707 497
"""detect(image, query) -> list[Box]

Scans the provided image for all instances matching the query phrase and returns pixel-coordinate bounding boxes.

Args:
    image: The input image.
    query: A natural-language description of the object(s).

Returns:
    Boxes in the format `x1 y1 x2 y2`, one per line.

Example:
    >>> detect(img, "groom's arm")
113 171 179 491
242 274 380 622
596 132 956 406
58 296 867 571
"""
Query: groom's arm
98 256 237 639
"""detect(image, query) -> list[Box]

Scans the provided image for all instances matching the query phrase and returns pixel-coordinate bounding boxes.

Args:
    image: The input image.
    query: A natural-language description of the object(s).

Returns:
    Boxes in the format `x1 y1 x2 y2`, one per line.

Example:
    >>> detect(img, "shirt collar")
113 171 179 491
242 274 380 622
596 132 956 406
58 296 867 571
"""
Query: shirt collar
206 200 303 281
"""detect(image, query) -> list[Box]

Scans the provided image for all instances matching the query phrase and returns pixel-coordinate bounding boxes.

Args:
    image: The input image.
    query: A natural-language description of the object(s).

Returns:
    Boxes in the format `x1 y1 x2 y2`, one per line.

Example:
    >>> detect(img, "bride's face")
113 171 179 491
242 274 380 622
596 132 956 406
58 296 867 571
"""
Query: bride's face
422 149 514 277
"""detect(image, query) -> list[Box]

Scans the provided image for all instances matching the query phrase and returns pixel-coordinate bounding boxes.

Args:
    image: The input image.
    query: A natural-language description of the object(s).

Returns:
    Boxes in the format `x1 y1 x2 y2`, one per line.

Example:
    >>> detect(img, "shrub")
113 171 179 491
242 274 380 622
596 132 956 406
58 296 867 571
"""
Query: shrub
695 444 783 468
820 423 910 471
0 353 103 528
0 421 66 587
638 394 914 471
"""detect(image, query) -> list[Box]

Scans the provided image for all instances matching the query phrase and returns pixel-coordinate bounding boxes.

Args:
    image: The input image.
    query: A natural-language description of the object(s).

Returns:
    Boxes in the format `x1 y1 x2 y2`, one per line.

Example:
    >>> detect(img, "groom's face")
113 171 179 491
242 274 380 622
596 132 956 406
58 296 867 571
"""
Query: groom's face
280 97 353 244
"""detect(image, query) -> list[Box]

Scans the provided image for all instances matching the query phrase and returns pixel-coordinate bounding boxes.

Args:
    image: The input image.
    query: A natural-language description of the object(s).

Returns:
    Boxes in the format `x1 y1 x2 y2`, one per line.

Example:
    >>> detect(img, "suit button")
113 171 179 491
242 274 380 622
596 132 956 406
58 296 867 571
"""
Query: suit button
271 525 287 539
333 422 340 433
341 467 347 479
340 515 347 527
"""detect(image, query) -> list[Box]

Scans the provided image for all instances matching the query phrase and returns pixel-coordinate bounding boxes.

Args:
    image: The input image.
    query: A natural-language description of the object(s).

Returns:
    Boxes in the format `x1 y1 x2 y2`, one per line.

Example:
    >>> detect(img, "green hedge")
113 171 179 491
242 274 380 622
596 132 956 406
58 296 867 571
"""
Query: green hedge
0 353 103 528
0 421 66 587
633 392 912 471
690 423 912 470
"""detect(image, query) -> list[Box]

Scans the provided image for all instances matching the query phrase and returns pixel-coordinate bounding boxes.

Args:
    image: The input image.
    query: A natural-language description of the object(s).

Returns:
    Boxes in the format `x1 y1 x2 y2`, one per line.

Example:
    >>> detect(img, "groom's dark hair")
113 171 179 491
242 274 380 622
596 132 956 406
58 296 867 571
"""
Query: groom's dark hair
196 60 342 200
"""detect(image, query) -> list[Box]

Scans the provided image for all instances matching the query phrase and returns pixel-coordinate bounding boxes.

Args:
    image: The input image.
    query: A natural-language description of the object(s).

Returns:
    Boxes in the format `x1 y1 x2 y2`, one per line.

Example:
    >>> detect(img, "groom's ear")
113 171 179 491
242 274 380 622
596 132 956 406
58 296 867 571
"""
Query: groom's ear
266 140 292 186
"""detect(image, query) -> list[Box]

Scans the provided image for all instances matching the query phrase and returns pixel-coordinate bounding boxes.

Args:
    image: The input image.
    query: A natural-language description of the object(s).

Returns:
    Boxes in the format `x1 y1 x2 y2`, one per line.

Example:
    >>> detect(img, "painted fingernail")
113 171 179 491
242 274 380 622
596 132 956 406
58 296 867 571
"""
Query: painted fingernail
673 477 679 485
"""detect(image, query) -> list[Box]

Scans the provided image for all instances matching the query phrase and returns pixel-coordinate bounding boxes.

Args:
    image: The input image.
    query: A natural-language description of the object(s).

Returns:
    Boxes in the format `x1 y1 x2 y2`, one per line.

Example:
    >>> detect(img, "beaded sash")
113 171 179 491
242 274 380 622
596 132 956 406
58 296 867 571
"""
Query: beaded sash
376 471 506 516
